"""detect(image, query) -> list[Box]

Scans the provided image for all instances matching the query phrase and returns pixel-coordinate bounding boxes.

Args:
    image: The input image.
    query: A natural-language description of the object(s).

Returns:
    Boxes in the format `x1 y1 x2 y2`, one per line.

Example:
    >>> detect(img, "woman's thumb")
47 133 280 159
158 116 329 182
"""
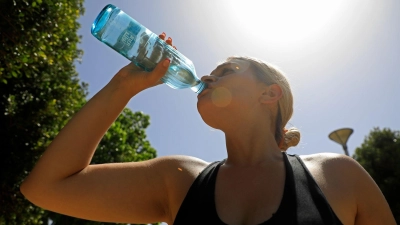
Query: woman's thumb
149 58 170 84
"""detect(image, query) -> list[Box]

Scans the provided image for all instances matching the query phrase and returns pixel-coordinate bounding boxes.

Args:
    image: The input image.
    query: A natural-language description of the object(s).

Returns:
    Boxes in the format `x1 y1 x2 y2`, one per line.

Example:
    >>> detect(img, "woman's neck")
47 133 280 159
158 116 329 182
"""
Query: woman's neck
222 120 283 168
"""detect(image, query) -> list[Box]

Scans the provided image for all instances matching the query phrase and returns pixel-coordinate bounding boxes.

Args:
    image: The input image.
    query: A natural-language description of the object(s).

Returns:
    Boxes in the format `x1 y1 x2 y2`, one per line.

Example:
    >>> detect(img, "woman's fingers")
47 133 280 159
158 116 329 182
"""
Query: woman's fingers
166 37 172 45
158 32 177 50
159 32 166 40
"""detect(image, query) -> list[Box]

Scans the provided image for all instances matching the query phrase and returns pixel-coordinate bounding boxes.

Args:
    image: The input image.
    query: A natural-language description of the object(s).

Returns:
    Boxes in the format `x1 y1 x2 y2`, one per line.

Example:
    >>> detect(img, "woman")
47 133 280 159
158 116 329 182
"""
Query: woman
20 35 396 225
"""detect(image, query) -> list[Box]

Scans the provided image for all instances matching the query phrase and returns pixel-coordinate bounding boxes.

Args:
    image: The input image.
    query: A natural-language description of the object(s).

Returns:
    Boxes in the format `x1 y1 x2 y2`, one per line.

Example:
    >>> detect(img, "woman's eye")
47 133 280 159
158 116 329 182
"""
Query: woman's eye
221 68 234 75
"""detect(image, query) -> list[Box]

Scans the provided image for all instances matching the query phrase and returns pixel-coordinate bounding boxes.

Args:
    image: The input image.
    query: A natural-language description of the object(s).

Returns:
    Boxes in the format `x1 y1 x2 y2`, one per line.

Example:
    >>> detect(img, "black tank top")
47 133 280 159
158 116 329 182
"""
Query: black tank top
173 152 343 225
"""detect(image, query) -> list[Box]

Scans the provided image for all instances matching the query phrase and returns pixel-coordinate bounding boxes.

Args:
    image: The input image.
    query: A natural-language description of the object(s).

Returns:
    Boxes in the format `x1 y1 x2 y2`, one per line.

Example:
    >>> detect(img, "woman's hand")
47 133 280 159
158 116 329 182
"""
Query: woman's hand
110 33 177 97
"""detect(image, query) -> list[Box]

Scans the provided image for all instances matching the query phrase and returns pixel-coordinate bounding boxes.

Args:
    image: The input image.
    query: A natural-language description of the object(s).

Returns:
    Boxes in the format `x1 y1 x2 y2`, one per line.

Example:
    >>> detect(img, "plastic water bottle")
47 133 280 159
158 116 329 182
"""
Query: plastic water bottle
91 4 206 94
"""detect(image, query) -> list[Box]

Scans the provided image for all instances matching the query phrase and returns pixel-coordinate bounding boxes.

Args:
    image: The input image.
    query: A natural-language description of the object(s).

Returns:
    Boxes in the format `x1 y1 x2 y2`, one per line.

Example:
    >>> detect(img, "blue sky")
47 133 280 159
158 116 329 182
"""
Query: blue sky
76 0 400 164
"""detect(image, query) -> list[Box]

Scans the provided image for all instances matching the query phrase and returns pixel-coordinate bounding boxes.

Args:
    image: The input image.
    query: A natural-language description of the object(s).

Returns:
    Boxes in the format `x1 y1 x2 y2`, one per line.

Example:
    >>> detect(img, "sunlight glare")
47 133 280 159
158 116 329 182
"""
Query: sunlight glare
226 0 347 46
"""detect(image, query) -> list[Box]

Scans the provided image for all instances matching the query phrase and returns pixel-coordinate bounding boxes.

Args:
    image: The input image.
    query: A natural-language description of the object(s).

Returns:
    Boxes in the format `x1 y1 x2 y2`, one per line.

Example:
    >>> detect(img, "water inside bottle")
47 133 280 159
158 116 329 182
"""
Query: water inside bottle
163 65 199 88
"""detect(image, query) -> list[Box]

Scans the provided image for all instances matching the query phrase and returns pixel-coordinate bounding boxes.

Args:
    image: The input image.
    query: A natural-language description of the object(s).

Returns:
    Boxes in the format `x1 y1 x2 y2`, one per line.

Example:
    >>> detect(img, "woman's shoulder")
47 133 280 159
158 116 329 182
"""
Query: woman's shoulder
151 154 211 187
298 152 362 174
297 153 363 224
297 152 396 224
299 152 354 164
154 154 211 171
296 152 360 191
298 152 362 188
153 155 211 223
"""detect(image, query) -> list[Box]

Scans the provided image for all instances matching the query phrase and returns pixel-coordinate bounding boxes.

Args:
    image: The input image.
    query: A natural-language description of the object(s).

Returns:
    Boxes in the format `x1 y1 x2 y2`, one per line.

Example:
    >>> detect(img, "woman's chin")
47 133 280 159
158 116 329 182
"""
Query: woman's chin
197 102 225 130
199 115 221 130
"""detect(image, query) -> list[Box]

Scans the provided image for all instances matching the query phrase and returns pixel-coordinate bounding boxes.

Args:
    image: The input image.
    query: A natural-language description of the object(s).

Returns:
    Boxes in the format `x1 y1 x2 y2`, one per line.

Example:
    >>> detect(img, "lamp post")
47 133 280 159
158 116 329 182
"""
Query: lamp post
328 128 354 156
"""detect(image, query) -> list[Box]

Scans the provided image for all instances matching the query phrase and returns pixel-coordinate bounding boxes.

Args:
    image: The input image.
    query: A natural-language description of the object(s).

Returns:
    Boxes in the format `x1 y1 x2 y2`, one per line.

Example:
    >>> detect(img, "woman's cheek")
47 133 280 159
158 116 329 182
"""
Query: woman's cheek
211 87 232 107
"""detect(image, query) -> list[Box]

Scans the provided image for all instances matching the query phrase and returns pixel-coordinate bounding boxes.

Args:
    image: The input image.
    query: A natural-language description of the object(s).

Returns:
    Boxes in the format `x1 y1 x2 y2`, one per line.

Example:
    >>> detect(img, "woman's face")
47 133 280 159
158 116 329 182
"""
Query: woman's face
197 59 267 128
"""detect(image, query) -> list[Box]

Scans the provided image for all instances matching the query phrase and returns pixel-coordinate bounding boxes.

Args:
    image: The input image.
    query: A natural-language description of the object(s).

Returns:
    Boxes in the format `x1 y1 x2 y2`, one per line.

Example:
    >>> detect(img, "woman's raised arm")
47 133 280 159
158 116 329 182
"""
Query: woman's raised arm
20 59 175 224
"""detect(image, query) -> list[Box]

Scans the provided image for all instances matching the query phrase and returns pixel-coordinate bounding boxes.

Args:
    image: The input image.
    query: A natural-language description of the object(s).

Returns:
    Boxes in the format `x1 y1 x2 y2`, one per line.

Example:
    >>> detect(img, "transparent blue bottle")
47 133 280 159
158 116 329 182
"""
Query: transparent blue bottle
91 4 206 94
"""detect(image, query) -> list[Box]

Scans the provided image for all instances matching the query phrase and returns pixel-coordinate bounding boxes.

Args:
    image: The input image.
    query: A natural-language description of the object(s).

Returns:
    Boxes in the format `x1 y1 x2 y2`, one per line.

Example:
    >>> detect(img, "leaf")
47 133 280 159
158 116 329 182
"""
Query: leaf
38 51 47 59
12 71 18 77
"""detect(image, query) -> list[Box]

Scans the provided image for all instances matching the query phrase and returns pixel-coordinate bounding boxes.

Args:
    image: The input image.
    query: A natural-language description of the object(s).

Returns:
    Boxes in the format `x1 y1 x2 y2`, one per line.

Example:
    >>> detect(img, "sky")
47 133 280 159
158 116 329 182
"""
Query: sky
76 0 400 164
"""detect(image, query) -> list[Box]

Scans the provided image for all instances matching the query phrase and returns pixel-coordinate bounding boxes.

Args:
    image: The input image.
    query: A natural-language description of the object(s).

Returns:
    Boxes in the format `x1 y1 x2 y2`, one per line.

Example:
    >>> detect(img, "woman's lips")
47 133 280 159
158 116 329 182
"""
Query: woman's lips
197 86 212 98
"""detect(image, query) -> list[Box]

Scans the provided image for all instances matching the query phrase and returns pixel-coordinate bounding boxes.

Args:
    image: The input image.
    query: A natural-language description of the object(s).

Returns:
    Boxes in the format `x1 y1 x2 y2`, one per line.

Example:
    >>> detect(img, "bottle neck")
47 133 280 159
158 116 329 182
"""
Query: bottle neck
192 81 207 94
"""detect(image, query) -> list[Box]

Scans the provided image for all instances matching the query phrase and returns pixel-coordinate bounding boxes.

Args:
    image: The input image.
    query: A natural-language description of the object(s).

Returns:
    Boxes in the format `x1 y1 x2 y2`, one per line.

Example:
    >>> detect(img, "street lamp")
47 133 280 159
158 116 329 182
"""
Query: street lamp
328 128 354 156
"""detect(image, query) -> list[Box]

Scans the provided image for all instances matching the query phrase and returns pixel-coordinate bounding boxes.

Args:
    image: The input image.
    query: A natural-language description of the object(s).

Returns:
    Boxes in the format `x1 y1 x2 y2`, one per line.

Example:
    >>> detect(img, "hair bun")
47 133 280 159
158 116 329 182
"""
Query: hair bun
281 127 300 151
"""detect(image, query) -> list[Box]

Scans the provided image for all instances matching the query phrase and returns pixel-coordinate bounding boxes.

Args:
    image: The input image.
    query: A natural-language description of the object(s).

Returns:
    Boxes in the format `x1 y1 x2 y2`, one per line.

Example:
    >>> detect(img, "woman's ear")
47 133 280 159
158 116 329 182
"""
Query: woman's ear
259 84 283 104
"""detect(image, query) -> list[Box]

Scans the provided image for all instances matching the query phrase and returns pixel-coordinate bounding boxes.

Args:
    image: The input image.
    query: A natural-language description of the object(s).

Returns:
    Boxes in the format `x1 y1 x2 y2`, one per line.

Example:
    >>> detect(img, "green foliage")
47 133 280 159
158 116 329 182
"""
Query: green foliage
0 0 160 224
353 127 400 223
94 109 157 164
1 0 86 224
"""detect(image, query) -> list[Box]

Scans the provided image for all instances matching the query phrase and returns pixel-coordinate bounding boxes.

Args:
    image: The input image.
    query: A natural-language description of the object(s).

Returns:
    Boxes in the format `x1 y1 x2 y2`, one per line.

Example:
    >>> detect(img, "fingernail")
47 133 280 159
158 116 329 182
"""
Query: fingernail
167 37 172 42
161 32 166 36
163 58 170 67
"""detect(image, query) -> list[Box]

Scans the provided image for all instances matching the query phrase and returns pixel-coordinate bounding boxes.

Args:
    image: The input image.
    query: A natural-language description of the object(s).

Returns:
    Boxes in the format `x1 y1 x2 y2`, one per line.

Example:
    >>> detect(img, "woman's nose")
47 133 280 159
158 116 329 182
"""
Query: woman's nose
201 75 217 83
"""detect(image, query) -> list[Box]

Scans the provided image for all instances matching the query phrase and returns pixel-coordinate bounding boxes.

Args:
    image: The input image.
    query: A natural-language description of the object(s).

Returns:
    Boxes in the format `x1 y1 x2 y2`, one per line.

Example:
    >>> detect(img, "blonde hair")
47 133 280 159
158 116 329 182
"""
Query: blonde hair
226 56 300 151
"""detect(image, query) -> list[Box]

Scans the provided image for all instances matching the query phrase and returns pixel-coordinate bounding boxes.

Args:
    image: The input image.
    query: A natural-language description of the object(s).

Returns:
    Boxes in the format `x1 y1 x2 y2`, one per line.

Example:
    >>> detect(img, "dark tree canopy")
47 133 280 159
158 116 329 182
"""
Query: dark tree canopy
1 0 159 224
1 0 86 223
353 127 400 223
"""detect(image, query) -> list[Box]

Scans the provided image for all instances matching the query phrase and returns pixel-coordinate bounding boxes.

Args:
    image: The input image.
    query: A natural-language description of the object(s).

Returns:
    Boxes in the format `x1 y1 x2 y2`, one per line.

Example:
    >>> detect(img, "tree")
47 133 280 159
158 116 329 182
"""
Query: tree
0 0 160 224
1 0 86 223
353 127 400 223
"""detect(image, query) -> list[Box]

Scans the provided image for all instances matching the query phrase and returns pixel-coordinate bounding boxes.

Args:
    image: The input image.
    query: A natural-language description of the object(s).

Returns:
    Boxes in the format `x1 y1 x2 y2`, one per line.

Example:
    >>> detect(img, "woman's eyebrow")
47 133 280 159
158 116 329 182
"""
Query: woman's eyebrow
210 62 231 75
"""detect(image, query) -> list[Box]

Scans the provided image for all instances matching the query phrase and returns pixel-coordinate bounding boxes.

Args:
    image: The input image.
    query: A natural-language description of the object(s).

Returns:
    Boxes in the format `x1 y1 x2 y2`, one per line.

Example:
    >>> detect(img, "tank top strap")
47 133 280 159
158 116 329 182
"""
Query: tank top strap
173 159 225 225
286 153 343 225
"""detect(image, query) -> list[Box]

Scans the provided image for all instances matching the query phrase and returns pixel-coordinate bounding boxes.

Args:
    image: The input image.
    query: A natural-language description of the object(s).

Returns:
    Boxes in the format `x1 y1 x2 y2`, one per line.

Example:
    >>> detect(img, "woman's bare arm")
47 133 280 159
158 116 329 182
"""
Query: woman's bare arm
20 59 174 223
302 153 396 225
348 157 397 225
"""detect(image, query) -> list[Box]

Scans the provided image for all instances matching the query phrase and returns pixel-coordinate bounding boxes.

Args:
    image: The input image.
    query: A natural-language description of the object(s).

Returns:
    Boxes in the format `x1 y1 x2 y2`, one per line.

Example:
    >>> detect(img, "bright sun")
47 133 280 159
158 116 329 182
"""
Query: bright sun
225 0 347 47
